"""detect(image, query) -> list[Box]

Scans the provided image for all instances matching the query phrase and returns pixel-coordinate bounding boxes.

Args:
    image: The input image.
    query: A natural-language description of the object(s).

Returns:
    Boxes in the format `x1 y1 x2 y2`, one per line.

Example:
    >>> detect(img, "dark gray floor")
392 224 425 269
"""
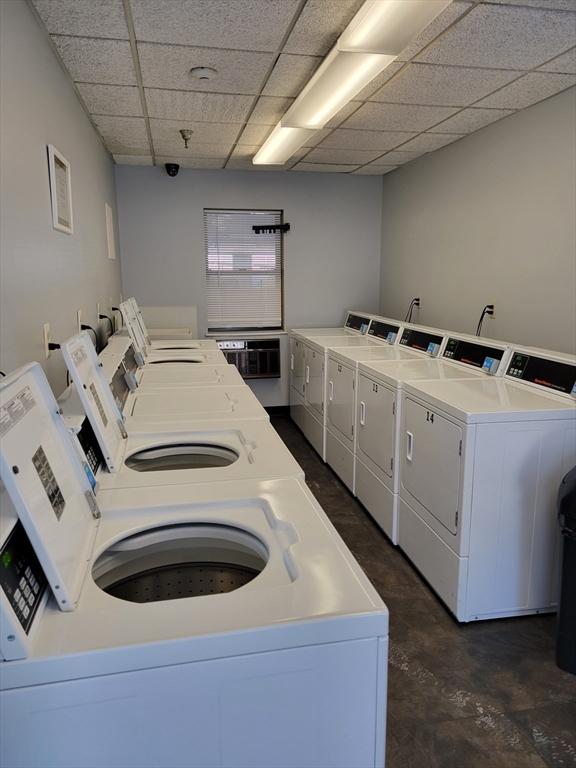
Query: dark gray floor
270 412 576 768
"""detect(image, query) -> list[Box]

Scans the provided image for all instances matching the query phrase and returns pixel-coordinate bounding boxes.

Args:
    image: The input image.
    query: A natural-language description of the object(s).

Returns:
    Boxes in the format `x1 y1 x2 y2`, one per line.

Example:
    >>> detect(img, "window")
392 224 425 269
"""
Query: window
204 209 284 331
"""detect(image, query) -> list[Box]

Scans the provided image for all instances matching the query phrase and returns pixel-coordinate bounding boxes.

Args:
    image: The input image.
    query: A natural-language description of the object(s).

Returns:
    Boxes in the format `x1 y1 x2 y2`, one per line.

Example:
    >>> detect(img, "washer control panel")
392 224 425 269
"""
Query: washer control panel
345 314 370 333
443 338 505 373
399 328 443 356
507 352 576 395
0 521 48 633
368 320 401 344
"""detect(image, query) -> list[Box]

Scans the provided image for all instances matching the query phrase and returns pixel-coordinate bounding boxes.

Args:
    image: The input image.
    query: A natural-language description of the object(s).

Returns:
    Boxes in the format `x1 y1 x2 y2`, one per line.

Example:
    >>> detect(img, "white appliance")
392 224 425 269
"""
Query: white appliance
126 298 219 351
325 324 447 493
355 335 512 544
0 364 389 768
119 301 221 363
398 346 576 622
290 310 376 338
290 334 384 458
59 337 304 493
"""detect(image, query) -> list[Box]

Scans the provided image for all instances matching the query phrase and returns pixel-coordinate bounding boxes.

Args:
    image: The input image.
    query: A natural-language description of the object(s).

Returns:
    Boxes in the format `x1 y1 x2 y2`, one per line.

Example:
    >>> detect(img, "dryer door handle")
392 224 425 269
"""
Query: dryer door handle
328 380 334 401
290 353 294 371
360 401 366 426
305 365 310 384
406 431 414 462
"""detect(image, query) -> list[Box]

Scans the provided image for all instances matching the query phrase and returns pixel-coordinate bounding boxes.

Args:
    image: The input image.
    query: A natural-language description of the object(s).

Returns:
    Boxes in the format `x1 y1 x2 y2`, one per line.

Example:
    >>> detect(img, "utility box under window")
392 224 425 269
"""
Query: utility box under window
218 339 281 379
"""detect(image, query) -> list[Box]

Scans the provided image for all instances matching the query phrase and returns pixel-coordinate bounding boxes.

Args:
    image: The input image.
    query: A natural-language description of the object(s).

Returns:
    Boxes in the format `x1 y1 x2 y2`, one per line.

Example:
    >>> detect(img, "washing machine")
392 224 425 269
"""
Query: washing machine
123 298 219 353
0 364 389 768
398 346 576 622
324 324 448 493
59 339 303 492
354 335 512 544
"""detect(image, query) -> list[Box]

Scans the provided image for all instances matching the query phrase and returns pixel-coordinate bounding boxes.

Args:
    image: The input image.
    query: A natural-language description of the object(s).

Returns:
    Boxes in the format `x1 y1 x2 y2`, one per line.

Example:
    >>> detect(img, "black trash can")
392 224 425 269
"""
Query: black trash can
556 465 576 675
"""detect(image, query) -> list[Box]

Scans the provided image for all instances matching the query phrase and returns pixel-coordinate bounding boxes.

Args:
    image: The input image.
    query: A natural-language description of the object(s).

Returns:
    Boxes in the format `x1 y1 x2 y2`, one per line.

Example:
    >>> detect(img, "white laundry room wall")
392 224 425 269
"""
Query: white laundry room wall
0 1 123 393
378 87 576 355
115 168 383 405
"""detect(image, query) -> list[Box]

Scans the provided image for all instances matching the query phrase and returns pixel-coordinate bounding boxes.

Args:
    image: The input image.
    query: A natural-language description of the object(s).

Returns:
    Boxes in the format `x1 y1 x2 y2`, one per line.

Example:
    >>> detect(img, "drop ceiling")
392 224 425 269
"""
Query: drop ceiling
31 0 576 174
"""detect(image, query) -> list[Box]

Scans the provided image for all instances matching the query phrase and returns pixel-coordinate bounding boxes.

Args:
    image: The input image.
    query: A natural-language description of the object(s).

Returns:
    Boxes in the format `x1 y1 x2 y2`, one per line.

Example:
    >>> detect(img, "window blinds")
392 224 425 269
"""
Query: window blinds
204 209 283 331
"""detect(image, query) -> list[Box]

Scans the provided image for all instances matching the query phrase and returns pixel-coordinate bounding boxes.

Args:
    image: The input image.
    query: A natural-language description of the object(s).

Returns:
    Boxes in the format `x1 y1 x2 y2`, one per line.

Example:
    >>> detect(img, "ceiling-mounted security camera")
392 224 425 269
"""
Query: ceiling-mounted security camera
165 163 180 177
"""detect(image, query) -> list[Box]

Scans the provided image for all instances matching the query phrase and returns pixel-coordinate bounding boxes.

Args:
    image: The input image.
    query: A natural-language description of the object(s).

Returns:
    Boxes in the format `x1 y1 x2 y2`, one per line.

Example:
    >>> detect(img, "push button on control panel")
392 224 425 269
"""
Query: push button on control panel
1 521 48 634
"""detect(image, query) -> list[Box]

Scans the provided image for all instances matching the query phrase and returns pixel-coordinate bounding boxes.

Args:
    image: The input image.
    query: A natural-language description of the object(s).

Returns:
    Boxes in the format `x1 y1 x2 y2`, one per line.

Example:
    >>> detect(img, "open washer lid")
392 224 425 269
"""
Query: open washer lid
61 332 127 472
0 364 100 612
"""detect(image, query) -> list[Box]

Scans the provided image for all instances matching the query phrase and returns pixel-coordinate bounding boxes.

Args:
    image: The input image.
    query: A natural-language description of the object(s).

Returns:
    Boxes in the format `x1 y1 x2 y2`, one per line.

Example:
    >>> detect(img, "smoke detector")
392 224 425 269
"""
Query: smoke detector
189 66 217 81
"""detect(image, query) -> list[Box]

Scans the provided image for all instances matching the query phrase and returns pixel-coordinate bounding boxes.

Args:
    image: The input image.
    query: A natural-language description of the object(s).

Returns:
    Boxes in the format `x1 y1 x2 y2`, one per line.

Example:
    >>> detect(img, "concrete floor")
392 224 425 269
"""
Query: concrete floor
271 412 576 768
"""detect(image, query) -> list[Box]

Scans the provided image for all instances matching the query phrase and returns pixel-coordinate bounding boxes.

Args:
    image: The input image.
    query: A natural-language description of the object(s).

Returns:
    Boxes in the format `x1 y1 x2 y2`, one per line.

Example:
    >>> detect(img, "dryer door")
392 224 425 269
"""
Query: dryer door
305 346 324 417
290 338 305 397
357 373 395 478
327 359 355 443
402 396 463 535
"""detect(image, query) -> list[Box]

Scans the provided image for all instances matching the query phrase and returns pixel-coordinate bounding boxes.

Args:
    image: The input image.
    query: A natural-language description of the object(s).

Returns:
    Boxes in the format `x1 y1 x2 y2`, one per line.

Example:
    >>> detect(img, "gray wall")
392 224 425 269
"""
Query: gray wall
0 1 122 393
379 87 576 355
116 166 382 405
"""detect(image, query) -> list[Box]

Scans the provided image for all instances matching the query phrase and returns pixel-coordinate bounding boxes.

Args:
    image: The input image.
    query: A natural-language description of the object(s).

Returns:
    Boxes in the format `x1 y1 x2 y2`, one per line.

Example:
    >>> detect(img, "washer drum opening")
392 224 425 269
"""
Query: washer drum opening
93 523 268 603
125 443 239 472
149 359 203 364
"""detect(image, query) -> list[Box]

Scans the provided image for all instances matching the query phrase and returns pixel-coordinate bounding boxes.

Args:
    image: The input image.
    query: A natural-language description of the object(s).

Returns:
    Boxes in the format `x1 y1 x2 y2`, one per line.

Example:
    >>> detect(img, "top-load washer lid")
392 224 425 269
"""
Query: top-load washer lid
137 363 243 389
357 357 492 387
306 335 380 353
329 346 421 366
62 331 128 472
0 364 100 613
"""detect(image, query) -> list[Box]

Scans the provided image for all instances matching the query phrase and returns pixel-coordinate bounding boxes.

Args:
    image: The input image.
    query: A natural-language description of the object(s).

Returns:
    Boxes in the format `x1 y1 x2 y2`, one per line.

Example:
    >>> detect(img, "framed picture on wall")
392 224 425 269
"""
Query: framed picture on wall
47 144 73 234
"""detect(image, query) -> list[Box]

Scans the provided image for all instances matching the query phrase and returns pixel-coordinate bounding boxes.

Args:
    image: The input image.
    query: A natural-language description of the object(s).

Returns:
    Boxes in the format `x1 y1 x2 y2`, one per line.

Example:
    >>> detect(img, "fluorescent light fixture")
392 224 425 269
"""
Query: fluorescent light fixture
282 49 395 130
252 124 315 165
339 0 453 55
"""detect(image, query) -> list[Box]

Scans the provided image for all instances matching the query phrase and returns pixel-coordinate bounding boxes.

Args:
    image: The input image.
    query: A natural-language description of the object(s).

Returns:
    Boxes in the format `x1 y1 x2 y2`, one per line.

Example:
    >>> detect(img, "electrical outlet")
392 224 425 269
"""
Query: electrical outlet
43 323 51 359
488 304 496 320
76 309 82 333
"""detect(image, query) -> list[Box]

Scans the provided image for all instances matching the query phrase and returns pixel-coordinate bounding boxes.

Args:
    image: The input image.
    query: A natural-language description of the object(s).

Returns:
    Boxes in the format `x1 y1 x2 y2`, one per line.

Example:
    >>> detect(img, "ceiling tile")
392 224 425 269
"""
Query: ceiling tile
230 145 260 160
262 55 322 97
370 63 521 107
156 156 225 169
539 47 576 74
131 0 300 51
138 43 273 94
77 84 142 116
248 96 293 124
304 147 385 164
92 116 149 153
353 166 398 175
482 0 576 11
475 72 576 109
374 150 423 166
52 36 136 85
236 124 273 144
342 102 459 132
284 0 364 55
416 4 576 70
145 90 253 122
429 107 514 134
150 119 239 155
114 155 154 166
325 100 363 128
291 162 358 173
319 128 417 150
356 62 405 101
32 0 128 39
399 133 464 153
396 1 474 61
301 129 332 147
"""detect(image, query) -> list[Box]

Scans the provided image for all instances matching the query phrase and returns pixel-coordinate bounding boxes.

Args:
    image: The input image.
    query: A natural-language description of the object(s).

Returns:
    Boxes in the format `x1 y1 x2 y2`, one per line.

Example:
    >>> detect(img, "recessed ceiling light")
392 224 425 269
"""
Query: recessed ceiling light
189 66 217 81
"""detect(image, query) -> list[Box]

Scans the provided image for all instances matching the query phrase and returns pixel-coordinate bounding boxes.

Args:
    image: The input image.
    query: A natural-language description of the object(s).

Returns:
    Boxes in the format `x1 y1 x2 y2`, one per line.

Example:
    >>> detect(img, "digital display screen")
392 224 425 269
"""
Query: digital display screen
368 320 400 342
399 329 443 352
507 353 576 394
345 314 369 331
443 339 504 368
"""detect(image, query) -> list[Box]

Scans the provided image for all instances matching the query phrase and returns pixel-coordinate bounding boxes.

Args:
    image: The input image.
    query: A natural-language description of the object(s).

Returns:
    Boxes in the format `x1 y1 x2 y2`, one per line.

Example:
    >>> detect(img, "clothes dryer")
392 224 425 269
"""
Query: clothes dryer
354 335 512 543
398 347 575 621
